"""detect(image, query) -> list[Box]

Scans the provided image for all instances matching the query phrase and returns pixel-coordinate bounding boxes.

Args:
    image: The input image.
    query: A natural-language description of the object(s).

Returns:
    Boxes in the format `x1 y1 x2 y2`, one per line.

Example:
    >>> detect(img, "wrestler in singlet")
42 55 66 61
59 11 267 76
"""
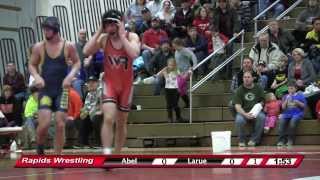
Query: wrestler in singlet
38 41 69 112
102 35 134 112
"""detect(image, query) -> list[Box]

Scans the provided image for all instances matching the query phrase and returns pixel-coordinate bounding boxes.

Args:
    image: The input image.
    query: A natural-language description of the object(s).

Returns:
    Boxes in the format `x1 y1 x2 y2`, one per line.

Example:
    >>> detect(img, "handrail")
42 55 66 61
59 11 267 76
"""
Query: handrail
275 0 304 20
254 0 305 38
254 0 281 34
191 48 246 92
188 29 245 124
193 29 245 71
253 0 281 21
188 48 246 123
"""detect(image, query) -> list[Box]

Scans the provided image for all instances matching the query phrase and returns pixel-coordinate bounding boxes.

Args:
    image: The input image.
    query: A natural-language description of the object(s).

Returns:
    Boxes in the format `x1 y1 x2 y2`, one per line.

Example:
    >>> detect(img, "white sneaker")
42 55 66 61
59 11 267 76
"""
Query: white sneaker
247 140 256 147
238 142 246 147
264 127 270 134
133 77 142 85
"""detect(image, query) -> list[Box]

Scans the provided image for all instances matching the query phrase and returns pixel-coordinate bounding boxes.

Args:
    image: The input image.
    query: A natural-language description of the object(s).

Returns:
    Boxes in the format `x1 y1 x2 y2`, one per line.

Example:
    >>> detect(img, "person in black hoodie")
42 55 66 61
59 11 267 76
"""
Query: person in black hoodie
150 38 174 95
0 85 22 126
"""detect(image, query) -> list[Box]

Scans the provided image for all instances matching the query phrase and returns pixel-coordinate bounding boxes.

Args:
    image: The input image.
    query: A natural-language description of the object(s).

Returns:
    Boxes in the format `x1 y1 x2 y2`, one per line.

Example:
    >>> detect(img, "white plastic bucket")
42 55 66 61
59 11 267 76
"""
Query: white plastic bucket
211 131 231 153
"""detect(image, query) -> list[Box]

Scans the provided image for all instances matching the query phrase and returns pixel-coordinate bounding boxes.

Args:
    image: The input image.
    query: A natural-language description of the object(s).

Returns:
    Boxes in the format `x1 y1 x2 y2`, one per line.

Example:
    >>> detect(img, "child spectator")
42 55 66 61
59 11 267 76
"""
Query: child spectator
22 86 39 149
157 58 186 123
277 81 307 146
263 92 281 133
271 55 289 98
172 38 197 107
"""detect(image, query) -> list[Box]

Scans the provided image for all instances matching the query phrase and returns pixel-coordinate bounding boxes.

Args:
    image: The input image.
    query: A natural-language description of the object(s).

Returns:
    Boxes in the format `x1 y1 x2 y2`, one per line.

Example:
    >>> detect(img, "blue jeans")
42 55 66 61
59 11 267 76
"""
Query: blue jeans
15 91 27 101
142 49 153 74
277 114 302 143
235 112 265 143
153 75 165 96
273 3 285 17
258 0 269 18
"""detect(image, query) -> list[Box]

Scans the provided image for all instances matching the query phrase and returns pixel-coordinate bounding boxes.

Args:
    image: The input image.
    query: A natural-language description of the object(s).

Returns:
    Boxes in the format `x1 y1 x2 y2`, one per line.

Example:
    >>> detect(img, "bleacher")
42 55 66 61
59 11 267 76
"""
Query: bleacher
0 0 320 148
126 0 320 148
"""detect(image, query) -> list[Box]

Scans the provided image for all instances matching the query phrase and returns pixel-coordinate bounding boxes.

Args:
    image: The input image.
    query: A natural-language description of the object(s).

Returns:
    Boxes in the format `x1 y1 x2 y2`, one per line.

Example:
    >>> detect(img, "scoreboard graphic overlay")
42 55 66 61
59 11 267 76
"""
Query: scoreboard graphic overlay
15 154 304 168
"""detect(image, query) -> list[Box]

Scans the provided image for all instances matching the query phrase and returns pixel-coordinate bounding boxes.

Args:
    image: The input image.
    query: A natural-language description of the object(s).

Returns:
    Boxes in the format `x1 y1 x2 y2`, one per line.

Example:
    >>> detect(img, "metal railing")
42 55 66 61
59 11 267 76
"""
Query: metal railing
253 0 281 35
255 0 305 38
188 30 245 123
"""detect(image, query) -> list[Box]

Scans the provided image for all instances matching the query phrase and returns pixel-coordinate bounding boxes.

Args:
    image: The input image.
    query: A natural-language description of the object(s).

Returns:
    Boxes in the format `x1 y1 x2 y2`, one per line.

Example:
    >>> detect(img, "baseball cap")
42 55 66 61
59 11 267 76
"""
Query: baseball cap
87 76 98 82
141 7 150 14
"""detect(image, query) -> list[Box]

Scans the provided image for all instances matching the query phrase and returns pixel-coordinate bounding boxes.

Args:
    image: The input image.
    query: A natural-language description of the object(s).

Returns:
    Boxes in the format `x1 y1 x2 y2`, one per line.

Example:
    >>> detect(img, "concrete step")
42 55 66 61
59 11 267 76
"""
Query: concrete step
133 93 231 109
257 18 296 31
133 80 231 96
288 7 306 18
126 135 320 147
129 107 234 123
127 120 320 139
129 107 313 123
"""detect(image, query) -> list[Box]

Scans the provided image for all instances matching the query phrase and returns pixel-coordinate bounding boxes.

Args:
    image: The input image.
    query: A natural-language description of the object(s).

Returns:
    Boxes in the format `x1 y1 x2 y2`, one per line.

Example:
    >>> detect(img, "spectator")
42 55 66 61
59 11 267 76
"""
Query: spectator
213 0 240 78
205 25 229 55
230 0 254 31
306 75 320 119
155 0 175 24
192 6 210 37
255 61 274 90
3 62 27 101
204 25 229 79
22 86 39 149
268 20 297 55
142 16 168 74
75 29 90 98
172 37 197 107
257 0 286 19
277 80 307 146
89 48 104 79
126 0 147 28
147 0 175 17
294 0 320 45
263 92 281 134
185 26 208 75
172 0 194 38
305 17 320 72
288 48 316 90
65 87 83 148
271 55 289 98
233 71 266 147
0 85 22 126
249 32 284 70
80 76 102 147
157 58 186 123
136 7 152 36
230 57 260 94
150 39 174 95
213 0 240 39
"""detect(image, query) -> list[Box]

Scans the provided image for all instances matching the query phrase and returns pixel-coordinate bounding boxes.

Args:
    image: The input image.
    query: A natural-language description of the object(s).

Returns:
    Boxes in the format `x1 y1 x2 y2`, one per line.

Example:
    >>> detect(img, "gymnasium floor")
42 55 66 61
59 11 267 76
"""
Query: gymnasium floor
0 146 320 180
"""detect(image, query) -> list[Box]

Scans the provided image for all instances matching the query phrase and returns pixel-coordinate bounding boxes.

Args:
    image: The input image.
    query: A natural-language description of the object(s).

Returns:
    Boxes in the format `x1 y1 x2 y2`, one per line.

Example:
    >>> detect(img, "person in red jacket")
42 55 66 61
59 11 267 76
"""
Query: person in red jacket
65 87 83 148
192 6 210 37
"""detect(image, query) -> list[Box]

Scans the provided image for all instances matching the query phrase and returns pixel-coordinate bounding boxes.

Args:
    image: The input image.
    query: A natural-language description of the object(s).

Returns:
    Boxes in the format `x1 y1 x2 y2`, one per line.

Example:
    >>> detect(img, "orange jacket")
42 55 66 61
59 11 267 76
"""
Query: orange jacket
68 88 83 120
